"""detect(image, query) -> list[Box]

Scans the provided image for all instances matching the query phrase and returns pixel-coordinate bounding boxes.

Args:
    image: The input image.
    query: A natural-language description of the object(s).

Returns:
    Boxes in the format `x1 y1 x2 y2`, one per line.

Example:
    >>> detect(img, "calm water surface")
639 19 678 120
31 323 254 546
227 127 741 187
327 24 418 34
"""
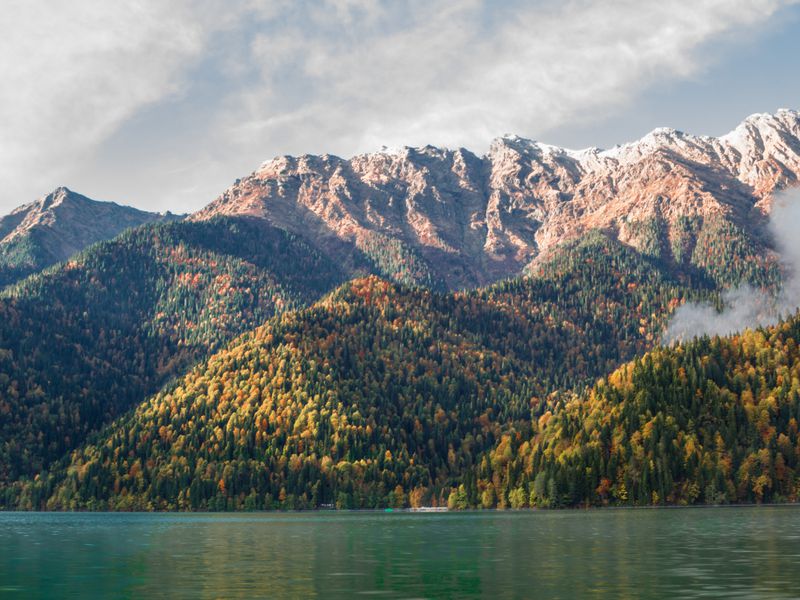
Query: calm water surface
2 507 800 599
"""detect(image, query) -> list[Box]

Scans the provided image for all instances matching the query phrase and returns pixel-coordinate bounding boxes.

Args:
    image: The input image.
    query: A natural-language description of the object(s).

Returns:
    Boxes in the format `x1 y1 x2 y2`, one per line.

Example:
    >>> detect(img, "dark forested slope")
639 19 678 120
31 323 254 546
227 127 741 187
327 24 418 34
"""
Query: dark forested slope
0 217 345 483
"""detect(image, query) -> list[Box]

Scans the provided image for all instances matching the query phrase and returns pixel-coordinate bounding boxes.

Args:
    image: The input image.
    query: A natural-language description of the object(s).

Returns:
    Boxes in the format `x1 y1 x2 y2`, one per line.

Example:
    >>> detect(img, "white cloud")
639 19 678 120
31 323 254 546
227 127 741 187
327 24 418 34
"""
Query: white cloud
665 189 800 343
0 0 796 212
0 0 249 206
0 3 183 197
232 0 796 154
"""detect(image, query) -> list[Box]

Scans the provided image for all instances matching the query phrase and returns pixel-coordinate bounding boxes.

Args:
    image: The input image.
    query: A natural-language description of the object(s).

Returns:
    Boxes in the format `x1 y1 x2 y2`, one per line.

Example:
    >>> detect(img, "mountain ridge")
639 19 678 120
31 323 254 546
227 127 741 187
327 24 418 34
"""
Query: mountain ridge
192 109 800 289
0 187 181 286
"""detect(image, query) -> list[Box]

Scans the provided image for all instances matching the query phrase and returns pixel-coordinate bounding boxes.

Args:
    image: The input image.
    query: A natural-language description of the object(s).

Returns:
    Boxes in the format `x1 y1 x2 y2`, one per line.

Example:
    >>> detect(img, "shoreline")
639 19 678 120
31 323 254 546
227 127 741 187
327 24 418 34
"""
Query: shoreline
2 502 799 516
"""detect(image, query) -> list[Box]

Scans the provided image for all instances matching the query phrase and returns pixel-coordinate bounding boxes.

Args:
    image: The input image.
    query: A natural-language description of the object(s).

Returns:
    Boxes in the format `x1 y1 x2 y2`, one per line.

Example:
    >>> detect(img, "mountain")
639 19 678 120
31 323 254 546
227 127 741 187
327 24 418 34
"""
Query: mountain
2 248 708 511
479 313 800 509
193 109 799 289
0 217 345 484
16 277 800 512
0 187 179 286
0 205 711 503
1 109 798 511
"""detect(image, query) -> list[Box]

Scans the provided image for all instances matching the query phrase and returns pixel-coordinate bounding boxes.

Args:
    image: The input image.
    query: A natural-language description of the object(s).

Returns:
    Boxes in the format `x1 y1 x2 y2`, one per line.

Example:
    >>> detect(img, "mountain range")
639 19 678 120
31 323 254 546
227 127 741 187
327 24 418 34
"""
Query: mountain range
4 110 797 291
196 109 799 288
1 109 799 510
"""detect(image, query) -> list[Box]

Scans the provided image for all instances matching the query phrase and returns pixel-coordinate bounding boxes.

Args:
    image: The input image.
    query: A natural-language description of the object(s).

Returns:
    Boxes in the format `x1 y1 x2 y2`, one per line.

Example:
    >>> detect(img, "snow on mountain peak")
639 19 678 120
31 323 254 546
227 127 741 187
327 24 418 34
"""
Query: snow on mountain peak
194 110 800 289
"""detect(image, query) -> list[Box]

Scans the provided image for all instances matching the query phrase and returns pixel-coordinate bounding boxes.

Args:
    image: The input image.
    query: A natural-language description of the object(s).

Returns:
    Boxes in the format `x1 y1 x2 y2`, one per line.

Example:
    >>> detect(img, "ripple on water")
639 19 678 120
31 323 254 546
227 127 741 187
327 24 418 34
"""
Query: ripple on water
1 508 799 599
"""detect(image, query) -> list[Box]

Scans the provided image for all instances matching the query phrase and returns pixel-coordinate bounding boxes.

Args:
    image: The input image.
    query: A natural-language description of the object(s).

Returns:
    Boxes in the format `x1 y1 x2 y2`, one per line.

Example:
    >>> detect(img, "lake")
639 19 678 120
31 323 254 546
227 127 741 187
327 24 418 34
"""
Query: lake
1 507 800 598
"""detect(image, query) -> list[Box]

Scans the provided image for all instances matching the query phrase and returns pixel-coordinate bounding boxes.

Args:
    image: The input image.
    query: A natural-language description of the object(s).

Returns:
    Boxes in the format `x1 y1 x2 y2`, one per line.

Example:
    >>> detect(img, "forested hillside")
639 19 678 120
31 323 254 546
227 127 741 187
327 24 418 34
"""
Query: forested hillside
0 217 345 484
0 211 788 511
476 317 800 508
2 233 710 510
22 285 800 512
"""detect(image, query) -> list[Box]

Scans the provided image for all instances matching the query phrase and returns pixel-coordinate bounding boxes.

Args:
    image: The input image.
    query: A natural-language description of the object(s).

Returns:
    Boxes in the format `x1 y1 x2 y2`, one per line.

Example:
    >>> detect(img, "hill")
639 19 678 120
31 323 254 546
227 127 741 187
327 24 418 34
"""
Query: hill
0 187 179 286
471 317 800 509
0 217 344 484
26 280 800 511
4 239 706 510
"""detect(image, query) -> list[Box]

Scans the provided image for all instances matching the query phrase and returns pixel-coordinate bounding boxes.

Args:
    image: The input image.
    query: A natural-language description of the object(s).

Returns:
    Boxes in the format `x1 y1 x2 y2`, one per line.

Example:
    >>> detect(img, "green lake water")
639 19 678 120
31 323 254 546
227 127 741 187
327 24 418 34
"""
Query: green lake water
1 507 800 598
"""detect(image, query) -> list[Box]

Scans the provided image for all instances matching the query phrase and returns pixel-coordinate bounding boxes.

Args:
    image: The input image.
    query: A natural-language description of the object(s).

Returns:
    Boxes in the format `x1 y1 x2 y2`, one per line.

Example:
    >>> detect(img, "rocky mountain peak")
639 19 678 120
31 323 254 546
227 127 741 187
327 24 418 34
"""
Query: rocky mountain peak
0 188 183 286
40 186 72 208
194 110 800 289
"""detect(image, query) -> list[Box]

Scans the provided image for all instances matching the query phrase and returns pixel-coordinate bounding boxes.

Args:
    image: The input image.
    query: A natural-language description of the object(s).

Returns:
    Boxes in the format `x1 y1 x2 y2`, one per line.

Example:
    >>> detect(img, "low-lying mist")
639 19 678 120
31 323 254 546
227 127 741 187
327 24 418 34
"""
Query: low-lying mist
664 189 800 344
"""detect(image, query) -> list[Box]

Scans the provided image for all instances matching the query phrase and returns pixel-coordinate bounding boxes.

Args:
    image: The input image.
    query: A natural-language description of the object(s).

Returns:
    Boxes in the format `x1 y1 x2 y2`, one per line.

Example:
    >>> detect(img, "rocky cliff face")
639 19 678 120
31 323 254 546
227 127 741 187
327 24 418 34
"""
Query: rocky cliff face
0 187 180 285
194 109 800 289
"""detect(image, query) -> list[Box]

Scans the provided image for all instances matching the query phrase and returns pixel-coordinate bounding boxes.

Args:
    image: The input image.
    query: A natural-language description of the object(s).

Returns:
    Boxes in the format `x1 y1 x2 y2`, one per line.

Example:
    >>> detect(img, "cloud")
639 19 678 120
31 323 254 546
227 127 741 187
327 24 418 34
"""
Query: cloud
0 2 194 199
0 0 796 212
229 0 797 153
665 189 800 343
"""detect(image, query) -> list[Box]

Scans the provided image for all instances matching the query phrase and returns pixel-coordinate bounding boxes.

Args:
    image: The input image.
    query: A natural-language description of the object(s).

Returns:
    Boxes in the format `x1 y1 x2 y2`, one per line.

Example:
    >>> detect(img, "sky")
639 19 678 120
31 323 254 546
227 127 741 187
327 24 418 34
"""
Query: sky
1 0 799 215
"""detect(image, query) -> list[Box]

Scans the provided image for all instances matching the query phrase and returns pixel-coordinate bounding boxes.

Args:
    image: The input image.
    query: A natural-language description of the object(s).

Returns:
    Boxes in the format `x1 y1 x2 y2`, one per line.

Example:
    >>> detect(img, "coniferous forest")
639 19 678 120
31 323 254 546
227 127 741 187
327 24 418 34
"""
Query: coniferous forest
1 204 797 511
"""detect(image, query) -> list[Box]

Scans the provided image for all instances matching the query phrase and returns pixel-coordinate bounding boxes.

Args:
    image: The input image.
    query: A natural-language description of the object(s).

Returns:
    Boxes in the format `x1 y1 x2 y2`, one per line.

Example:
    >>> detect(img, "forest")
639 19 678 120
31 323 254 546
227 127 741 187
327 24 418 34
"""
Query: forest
0 213 792 510
0 217 344 483
479 317 800 508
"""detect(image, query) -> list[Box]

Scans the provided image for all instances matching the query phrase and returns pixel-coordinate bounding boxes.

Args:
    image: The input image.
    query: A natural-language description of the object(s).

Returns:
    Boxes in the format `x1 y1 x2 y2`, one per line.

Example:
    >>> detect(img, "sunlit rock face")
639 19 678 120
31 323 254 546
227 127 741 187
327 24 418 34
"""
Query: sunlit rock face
194 110 800 289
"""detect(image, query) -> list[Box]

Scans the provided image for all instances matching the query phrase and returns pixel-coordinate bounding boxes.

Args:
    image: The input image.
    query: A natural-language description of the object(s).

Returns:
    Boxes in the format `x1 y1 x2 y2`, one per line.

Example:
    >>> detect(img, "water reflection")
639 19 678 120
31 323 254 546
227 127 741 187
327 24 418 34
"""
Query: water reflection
1 508 799 599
